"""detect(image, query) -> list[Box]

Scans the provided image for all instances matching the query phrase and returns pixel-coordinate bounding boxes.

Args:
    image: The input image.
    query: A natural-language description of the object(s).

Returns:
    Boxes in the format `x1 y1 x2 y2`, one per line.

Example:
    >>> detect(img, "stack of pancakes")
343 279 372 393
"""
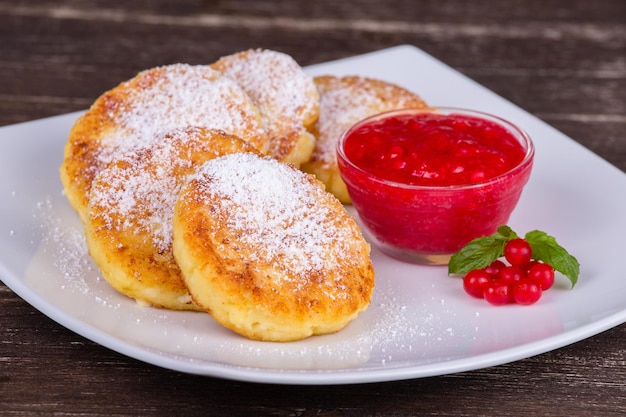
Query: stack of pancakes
60 49 428 342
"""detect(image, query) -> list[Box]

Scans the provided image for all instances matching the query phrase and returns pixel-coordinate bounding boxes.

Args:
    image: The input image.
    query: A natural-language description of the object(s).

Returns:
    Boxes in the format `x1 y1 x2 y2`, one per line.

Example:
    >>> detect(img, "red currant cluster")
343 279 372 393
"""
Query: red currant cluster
462 238 555 306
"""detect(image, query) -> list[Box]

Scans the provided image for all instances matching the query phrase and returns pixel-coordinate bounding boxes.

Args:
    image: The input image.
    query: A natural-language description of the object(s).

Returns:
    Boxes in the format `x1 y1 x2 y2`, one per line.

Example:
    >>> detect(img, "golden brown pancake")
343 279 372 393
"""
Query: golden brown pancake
301 75 429 203
173 152 375 341
211 49 319 167
84 127 258 310
60 63 267 221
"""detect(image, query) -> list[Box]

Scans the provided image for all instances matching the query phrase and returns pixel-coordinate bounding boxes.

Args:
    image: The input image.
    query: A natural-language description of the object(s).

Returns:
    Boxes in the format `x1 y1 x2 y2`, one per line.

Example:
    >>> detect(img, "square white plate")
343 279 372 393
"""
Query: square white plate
1 45 625 385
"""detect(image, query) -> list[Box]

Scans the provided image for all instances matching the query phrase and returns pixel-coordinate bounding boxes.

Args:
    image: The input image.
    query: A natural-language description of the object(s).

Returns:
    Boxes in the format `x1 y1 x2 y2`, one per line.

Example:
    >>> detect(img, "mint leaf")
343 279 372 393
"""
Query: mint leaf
495 225 518 240
448 226 518 275
524 230 580 287
448 225 581 289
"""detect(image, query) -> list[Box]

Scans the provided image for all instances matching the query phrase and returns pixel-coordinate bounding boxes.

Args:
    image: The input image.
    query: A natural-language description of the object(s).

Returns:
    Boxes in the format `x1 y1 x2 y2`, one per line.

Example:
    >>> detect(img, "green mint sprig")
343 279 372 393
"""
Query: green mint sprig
448 225 580 288
448 225 517 274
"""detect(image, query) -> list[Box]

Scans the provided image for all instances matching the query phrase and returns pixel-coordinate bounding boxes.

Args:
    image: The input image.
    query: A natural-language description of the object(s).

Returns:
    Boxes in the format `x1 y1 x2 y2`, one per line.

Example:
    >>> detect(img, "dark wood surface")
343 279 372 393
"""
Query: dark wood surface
1 1 625 416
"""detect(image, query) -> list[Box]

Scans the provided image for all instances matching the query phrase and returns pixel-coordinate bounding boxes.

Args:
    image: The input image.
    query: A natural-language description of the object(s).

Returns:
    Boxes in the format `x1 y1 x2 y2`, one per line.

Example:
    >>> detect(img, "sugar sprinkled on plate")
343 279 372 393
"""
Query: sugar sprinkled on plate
33 197 94 294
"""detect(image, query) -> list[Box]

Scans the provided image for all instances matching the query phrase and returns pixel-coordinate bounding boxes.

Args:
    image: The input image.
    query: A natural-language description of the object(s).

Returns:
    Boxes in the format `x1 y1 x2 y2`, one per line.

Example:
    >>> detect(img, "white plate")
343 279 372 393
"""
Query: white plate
1 45 625 385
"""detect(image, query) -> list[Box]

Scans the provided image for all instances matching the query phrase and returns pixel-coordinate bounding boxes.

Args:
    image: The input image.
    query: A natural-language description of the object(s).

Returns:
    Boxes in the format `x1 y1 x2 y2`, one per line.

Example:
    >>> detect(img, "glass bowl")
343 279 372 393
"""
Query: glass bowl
336 107 535 265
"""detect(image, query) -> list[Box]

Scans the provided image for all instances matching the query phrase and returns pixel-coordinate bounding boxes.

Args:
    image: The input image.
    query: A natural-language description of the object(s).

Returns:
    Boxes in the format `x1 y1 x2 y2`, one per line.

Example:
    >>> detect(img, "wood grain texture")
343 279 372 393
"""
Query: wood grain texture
1 1 625 415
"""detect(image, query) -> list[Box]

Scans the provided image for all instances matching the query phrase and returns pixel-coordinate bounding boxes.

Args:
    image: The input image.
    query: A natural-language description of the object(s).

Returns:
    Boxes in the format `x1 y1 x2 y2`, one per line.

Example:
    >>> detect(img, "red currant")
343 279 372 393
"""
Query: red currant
504 238 532 266
528 262 555 291
484 259 506 277
483 281 511 306
497 265 525 284
463 269 492 298
512 279 542 305
521 259 539 274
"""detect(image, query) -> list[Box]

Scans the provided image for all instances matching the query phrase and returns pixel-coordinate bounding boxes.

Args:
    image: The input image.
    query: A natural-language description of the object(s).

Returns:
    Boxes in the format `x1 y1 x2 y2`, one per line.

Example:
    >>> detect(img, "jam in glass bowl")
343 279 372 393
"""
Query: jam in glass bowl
336 107 535 265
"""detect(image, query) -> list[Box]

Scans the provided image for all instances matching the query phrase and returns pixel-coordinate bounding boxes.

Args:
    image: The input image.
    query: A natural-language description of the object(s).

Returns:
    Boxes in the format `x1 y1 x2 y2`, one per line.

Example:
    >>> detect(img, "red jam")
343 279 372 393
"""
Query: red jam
337 109 534 265
342 113 525 187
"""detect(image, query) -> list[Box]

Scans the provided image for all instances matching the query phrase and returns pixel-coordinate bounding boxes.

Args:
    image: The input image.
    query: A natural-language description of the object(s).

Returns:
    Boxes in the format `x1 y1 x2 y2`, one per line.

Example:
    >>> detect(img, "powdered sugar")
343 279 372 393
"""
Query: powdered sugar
90 128 208 253
96 64 266 171
33 197 94 293
216 49 317 119
213 49 319 158
191 153 356 277
315 86 381 166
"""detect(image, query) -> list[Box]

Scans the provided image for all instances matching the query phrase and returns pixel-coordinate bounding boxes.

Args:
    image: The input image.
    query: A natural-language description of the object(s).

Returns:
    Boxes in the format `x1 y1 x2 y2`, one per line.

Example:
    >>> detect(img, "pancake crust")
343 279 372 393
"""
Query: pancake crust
84 127 258 310
301 75 429 203
173 152 375 341
60 63 267 221
211 49 320 167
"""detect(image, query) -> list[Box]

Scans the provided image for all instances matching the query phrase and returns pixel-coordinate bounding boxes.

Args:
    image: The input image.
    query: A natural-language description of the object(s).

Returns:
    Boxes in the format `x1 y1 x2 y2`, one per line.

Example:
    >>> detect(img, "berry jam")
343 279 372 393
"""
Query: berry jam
337 108 534 265
342 113 525 187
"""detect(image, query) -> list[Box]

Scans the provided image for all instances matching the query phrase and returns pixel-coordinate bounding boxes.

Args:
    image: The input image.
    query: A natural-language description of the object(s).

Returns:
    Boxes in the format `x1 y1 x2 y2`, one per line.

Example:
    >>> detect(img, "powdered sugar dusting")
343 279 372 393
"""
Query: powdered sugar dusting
315 87 380 166
33 197 94 293
213 49 318 157
90 128 207 252
30 197 121 311
217 49 316 118
193 153 355 277
97 64 266 170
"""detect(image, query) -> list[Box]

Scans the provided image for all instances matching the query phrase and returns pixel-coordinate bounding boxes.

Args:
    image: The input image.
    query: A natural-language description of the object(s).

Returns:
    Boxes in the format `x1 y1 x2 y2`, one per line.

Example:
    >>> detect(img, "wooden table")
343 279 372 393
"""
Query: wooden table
1 1 625 415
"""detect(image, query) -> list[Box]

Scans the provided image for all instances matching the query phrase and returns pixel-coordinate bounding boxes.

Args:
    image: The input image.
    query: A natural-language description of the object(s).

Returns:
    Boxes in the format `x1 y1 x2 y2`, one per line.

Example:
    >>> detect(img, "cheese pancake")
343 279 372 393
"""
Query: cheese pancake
173 152 375 341
84 127 258 310
61 64 267 221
